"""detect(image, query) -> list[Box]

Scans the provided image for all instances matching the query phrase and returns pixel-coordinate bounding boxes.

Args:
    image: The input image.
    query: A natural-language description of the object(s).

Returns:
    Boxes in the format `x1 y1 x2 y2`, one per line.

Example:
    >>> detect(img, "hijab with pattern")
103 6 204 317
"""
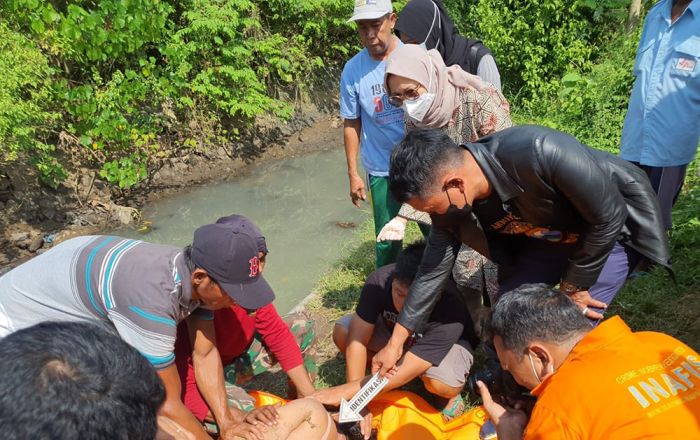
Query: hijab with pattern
395 0 493 75
385 44 486 128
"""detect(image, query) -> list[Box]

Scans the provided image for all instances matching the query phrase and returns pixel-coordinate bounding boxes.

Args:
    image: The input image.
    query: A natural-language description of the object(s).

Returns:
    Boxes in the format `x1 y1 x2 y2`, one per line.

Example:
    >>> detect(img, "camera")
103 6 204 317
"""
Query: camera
338 422 377 440
467 357 535 408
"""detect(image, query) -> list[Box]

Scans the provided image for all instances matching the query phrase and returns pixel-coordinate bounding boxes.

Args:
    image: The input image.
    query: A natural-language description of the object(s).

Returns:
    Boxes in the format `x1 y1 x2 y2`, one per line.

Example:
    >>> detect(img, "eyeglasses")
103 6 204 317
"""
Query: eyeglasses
388 86 421 107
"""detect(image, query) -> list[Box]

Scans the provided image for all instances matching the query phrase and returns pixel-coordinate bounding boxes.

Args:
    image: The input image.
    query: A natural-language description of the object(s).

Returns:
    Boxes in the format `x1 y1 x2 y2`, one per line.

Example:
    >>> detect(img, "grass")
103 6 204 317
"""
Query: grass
607 169 700 349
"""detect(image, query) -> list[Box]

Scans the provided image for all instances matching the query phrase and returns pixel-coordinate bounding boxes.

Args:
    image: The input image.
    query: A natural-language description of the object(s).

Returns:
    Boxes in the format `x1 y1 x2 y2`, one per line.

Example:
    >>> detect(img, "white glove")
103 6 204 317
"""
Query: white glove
377 217 407 242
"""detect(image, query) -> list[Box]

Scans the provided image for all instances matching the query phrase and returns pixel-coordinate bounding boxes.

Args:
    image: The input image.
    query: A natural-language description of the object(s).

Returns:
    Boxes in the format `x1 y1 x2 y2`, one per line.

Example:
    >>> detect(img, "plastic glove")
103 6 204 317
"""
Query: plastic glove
377 217 407 242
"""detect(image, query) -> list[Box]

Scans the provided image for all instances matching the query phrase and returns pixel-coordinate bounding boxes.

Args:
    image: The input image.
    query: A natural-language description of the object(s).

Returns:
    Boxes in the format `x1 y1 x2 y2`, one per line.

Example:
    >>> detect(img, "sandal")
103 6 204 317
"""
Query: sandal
440 394 466 422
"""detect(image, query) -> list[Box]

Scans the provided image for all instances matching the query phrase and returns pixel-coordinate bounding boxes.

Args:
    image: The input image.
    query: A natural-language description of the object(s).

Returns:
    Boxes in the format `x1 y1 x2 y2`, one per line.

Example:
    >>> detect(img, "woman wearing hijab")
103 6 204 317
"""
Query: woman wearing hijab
395 0 501 90
378 47 511 400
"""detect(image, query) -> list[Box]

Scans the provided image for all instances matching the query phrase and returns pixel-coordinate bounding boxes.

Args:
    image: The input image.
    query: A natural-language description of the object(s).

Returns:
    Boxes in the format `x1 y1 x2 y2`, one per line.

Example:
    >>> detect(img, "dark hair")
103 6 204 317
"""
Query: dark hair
487 284 591 359
184 244 197 271
389 129 465 203
0 321 165 440
394 240 427 283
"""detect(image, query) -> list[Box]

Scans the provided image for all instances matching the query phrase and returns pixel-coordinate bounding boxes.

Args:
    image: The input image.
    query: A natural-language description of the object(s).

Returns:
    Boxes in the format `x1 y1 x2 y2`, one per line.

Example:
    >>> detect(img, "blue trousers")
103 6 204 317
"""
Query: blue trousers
496 240 640 317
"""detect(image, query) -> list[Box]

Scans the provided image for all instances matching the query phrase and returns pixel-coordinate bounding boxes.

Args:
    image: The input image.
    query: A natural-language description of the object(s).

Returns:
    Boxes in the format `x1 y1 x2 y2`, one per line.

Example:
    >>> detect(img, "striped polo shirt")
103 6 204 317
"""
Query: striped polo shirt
0 235 212 369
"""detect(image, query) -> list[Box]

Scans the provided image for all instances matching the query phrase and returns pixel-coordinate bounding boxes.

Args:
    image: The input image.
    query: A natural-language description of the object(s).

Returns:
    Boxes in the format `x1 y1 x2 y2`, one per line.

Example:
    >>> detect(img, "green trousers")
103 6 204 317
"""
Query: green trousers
369 175 402 267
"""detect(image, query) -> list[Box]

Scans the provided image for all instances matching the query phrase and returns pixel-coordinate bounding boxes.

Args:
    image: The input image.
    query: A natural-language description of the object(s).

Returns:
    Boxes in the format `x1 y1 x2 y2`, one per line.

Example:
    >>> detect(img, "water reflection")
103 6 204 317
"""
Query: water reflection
116 149 369 313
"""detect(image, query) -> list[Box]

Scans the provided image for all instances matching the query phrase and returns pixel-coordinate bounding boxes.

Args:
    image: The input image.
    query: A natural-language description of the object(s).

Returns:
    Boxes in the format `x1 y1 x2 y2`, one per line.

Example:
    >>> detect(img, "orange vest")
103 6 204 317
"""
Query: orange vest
526 316 700 439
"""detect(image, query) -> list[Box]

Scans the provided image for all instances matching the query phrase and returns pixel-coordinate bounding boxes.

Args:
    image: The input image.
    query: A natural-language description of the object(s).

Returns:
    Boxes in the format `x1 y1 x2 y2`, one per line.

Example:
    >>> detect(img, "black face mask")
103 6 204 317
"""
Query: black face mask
445 188 473 218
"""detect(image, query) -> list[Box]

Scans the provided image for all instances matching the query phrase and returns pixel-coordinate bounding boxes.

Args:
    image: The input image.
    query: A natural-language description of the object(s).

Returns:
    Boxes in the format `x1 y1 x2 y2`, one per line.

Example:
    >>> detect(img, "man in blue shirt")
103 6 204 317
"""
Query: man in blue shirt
341 0 405 267
620 0 700 230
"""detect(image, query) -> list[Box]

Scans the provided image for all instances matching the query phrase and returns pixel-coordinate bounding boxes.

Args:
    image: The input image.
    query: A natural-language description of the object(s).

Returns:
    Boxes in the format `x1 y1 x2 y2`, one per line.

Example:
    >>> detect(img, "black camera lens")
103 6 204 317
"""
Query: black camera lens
467 368 495 396
338 422 376 440
467 357 535 408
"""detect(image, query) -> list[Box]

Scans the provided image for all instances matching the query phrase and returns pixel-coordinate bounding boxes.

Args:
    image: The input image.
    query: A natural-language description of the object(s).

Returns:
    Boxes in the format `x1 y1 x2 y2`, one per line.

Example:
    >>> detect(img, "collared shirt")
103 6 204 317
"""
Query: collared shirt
525 316 700 439
0 236 212 369
340 39 406 176
620 0 700 167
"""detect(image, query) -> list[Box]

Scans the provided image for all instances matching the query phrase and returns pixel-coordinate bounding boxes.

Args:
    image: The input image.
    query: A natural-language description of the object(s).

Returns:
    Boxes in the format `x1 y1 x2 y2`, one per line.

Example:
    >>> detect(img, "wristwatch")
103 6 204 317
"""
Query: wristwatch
559 281 585 294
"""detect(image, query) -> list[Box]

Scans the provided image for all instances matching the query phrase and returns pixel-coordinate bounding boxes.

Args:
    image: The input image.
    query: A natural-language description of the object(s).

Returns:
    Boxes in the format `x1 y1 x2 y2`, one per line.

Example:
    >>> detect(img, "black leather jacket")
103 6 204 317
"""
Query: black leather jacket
398 125 672 333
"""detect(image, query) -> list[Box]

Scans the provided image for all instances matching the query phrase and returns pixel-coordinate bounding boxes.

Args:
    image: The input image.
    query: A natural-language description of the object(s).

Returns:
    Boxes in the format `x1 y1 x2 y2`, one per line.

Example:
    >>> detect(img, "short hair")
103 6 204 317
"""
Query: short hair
488 284 591 359
0 321 165 440
394 240 427 283
389 129 466 203
184 244 197 271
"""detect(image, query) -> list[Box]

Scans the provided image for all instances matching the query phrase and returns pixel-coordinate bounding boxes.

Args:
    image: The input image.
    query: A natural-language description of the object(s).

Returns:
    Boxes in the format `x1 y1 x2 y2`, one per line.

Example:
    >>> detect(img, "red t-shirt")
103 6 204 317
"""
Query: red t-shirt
174 303 303 421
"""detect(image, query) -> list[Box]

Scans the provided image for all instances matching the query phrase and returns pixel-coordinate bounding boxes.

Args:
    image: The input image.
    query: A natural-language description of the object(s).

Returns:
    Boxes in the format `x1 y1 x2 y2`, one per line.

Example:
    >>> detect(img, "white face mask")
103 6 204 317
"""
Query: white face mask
403 93 434 123
402 52 435 123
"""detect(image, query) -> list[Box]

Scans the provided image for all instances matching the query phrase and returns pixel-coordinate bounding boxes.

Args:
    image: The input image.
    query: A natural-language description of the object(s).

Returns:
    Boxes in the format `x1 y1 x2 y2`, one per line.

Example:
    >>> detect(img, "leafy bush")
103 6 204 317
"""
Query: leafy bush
447 0 628 108
0 0 642 190
442 0 636 153
513 29 639 155
0 22 64 187
0 0 360 189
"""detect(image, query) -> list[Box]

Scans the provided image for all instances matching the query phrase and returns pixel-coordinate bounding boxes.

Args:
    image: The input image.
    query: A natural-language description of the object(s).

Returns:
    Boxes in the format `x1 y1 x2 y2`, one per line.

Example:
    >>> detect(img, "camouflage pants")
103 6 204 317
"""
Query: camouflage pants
222 313 317 411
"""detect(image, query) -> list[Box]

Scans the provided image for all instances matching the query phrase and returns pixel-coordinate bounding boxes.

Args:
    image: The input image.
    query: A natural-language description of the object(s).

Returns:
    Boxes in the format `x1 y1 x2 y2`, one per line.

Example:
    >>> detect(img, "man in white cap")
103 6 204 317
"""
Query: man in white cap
340 0 405 268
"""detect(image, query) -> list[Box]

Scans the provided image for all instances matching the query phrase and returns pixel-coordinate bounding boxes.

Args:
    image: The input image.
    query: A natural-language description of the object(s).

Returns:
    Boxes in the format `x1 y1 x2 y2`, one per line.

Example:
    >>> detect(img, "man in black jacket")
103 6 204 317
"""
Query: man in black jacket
372 126 672 375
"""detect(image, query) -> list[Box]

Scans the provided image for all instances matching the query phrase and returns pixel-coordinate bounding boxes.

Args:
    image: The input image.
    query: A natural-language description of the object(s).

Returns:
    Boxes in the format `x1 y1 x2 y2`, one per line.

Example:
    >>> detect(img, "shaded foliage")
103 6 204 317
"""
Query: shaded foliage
0 0 359 188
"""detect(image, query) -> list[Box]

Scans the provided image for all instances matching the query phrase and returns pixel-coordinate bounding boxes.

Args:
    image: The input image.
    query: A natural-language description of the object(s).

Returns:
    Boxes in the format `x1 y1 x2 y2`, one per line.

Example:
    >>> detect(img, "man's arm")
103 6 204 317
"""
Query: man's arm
346 313 375 382
477 381 528 440
372 227 460 375
285 365 315 397
312 351 432 406
344 118 366 208
187 317 273 440
186 317 240 432
157 365 212 440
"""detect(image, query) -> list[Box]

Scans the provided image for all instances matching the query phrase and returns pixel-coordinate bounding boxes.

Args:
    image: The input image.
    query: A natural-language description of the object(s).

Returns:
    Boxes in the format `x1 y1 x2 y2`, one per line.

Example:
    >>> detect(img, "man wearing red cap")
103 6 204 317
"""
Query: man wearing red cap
175 215 318 428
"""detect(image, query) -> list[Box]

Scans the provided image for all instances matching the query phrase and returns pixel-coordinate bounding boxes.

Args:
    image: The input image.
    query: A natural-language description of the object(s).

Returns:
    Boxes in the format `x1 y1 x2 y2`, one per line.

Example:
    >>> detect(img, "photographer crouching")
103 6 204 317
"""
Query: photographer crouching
477 283 700 439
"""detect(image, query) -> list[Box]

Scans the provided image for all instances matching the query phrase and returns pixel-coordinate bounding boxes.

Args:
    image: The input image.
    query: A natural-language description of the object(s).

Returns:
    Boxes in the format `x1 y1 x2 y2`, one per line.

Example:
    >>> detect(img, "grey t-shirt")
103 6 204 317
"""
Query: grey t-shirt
0 235 211 369
476 54 502 91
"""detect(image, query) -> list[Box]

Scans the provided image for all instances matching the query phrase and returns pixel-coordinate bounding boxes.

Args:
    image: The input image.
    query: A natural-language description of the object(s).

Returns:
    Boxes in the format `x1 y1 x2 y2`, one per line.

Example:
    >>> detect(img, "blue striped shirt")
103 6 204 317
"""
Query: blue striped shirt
620 0 700 167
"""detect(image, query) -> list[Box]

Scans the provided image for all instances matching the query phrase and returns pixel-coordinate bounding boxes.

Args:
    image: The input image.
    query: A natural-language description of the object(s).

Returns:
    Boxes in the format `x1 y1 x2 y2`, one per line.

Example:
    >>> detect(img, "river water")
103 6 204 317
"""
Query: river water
117 149 370 313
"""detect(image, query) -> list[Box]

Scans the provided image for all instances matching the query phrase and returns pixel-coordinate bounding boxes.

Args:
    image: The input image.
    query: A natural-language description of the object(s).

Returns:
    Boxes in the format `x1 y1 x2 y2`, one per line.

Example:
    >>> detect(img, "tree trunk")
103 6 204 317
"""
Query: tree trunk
627 0 642 33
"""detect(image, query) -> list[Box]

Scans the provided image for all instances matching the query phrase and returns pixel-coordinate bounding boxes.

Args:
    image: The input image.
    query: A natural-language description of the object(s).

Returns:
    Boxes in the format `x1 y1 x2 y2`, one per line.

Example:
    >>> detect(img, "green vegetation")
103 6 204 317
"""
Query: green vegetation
0 0 362 188
0 0 648 190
